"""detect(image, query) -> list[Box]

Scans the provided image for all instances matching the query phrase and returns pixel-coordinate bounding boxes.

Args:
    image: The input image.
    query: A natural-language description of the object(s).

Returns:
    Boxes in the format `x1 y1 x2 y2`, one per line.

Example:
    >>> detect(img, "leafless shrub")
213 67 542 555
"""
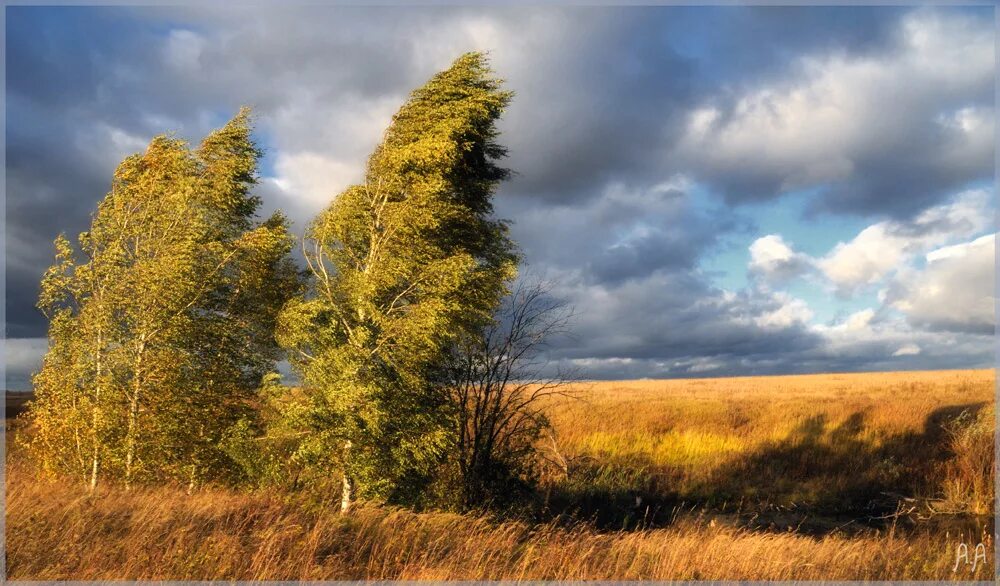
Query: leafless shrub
438 280 576 508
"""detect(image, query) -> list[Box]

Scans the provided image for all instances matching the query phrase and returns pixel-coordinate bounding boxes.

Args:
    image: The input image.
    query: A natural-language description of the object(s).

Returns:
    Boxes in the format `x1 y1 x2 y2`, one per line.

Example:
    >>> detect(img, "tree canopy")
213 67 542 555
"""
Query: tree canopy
27 109 299 489
277 52 518 509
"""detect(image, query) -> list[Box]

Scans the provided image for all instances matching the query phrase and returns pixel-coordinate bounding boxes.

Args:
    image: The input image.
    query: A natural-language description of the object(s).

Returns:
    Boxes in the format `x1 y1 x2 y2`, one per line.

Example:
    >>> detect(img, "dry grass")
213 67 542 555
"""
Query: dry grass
6 462 992 581
540 369 995 519
547 370 994 459
6 369 996 580
941 402 995 515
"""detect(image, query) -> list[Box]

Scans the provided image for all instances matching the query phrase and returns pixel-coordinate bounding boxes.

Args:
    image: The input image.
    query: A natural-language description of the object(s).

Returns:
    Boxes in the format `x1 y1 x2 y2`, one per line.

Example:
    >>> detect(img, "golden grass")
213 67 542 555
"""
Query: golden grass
541 369 995 514
6 369 996 580
548 370 994 446
6 463 992 581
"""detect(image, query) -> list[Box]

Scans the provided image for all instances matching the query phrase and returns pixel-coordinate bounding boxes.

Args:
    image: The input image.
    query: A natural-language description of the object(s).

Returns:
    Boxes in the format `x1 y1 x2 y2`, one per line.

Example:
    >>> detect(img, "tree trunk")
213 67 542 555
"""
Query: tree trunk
124 339 146 489
89 451 99 492
71 391 85 480
89 327 103 493
341 473 353 513
340 440 353 513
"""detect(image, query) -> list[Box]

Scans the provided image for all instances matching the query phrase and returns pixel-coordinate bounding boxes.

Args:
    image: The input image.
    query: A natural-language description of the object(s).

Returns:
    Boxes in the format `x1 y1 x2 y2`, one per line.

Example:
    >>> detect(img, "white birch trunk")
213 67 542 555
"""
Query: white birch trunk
340 440 353 513
124 338 146 489
89 327 103 492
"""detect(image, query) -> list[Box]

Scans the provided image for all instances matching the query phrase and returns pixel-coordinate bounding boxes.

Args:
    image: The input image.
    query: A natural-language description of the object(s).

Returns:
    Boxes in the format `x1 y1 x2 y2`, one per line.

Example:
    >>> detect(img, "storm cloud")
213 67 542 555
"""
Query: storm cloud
5 5 995 386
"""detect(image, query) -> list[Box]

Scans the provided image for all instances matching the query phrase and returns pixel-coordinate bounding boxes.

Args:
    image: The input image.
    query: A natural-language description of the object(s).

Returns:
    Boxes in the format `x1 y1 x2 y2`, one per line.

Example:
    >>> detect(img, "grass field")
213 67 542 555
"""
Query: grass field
541 369 995 525
6 369 996 580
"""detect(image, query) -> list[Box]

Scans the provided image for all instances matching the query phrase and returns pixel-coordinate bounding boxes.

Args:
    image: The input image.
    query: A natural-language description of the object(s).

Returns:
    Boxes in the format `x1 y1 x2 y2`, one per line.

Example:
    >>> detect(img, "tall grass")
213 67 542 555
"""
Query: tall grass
940 403 995 514
5 463 990 580
540 369 995 516
6 369 995 580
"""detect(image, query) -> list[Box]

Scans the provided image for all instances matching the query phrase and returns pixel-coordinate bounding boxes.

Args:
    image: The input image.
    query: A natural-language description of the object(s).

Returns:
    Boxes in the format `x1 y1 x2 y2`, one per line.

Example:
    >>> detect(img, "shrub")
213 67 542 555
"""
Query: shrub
941 404 994 514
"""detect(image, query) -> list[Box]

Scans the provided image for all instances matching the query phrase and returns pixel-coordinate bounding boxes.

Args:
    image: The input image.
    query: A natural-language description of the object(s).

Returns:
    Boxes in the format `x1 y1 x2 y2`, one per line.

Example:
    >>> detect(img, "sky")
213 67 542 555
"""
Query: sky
5 5 996 388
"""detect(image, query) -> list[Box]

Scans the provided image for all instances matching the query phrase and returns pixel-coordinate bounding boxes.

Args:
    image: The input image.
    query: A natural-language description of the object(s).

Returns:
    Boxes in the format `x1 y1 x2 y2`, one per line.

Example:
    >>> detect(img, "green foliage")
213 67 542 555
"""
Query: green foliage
220 374 313 490
26 108 300 489
277 52 518 505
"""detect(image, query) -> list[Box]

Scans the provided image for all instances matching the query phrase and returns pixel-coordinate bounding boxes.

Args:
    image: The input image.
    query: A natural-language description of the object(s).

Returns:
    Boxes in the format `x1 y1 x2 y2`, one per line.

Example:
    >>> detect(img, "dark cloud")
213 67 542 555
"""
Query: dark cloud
531 273 827 379
560 277 823 362
676 8 994 218
5 6 994 381
498 180 749 290
666 6 909 86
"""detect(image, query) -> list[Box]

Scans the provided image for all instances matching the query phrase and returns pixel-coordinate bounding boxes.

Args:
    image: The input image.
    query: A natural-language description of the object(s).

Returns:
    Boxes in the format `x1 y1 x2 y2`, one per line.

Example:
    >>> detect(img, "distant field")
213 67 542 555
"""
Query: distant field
5 392 32 419
540 369 995 523
6 369 995 580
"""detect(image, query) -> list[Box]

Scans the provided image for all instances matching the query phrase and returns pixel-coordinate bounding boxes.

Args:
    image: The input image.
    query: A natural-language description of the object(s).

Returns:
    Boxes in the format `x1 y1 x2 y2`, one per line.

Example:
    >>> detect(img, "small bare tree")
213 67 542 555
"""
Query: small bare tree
440 280 574 508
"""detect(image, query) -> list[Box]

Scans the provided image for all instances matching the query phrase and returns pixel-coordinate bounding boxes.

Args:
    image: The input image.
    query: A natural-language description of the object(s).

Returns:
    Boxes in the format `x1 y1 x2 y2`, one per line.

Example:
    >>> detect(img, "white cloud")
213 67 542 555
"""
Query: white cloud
892 343 921 356
677 9 994 215
843 308 875 332
811 310 985 369
817 189 990 295
739 188 993 374
754 292 814 330
164 29 207 71
670 356 724 374
266 151 361 212
926 233 992 263
818 224 910 294
887 233 995 334
748 234 813 283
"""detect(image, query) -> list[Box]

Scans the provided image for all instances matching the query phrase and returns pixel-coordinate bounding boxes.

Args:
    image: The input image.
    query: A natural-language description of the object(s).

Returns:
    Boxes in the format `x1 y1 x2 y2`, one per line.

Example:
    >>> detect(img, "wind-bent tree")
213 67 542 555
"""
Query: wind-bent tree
277 52 518 512
27 109 299 490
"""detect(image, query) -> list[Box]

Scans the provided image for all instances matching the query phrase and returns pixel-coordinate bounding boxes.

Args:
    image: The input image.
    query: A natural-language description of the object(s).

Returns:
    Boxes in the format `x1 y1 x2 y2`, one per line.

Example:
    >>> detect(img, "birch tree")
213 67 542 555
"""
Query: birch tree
277 52 518 511
26 108 298 489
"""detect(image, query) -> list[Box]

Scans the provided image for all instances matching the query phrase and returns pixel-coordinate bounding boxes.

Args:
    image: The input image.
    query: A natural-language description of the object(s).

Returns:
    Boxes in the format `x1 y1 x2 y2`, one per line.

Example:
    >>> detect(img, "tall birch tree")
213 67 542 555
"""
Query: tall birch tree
26 109 298 489
277 52 518 511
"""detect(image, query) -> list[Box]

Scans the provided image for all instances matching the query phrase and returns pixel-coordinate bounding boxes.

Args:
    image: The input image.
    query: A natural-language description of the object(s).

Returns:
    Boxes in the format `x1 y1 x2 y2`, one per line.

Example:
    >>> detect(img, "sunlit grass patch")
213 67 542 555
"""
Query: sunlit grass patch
544 369 995 513
580 429 745 469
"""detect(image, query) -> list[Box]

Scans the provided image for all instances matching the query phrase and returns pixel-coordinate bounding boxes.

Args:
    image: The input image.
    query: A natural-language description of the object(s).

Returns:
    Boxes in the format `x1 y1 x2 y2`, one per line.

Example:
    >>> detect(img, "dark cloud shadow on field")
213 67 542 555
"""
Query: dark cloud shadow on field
534 402 992 535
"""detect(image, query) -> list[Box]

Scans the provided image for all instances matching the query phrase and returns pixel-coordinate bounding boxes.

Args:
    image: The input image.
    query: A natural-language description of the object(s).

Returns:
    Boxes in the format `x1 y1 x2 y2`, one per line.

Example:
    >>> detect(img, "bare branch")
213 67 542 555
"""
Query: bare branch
442 278 579 507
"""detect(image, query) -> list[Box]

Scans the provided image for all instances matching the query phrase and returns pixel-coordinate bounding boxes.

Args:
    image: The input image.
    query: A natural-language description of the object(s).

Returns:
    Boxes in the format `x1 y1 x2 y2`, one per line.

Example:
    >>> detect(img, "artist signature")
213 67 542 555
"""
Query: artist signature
953 541 989 574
